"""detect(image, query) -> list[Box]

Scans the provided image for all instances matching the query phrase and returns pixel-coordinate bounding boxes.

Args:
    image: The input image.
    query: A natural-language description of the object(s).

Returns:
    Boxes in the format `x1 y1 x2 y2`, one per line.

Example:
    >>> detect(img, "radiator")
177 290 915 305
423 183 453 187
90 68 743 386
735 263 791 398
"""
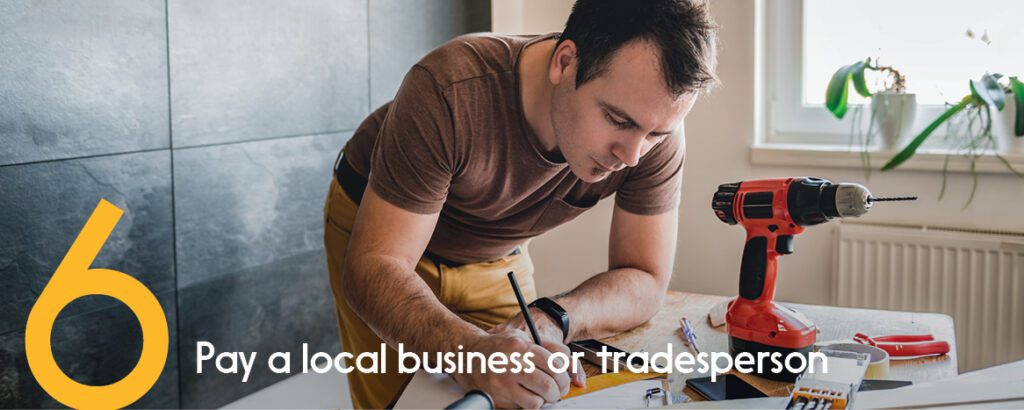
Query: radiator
833 222 1024 372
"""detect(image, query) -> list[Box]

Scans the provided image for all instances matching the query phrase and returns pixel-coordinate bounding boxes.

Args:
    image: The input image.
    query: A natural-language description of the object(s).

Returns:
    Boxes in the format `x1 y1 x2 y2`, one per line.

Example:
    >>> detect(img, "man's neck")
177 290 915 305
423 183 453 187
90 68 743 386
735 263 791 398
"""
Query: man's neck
519 39 558 153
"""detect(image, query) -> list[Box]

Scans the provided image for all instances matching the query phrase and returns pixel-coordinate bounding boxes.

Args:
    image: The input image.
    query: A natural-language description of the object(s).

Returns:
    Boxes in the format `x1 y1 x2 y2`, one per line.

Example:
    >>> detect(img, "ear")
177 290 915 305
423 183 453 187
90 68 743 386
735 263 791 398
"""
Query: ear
548 40 577 86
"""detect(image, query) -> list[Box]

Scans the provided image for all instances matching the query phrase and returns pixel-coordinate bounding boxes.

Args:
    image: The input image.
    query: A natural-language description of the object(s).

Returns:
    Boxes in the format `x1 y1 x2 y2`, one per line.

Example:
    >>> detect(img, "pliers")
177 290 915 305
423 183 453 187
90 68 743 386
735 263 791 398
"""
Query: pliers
853 333 950 360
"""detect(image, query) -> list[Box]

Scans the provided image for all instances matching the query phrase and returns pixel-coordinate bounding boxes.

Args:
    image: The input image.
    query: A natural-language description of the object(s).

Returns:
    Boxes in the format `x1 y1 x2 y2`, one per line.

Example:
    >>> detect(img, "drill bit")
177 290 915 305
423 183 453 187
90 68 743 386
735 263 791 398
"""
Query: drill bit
869 196 917 202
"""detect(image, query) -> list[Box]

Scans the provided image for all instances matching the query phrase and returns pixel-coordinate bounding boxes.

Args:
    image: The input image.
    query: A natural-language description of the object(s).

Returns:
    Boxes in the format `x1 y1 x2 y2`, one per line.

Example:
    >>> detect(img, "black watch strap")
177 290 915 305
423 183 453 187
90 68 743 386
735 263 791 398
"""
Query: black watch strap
528 297 569 342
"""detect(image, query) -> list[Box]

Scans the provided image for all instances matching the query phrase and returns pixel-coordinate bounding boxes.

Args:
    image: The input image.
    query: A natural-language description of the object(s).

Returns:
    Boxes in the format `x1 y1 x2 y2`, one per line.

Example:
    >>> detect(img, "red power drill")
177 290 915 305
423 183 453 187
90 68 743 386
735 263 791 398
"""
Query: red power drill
711 177 914 381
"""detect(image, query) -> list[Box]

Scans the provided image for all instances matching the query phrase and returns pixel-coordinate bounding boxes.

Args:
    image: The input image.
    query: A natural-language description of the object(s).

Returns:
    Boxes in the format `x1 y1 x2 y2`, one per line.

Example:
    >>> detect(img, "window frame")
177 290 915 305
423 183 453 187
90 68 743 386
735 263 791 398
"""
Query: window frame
760 0 951 147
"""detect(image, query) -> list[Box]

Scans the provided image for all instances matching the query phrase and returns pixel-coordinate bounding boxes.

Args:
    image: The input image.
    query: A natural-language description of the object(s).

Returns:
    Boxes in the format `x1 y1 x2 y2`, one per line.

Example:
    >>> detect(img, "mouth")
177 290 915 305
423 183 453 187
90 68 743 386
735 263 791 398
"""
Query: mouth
592 158 621 173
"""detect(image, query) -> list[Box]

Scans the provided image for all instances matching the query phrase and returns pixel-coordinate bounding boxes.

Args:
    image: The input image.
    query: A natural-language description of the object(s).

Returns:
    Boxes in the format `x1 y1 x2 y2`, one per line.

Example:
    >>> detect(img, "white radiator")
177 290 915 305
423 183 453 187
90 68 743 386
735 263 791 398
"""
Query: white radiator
833 222 1024 372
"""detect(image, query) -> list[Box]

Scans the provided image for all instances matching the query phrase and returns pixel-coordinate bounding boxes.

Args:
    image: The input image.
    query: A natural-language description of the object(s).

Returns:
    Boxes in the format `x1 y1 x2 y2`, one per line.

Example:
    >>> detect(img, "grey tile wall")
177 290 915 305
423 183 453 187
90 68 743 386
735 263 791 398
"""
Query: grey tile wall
0 0 488 407
173 133 347 288
369 0 492 108
0 292 179 408
0 151 175 335
177 251 339 408
0 0 169 166
173 133 346 406
168 0 369 148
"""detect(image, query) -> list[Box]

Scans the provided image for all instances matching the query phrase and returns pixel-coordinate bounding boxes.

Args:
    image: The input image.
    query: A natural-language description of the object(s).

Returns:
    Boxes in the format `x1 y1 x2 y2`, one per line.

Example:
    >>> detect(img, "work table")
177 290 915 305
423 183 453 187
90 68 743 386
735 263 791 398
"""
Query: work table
598 291 958 398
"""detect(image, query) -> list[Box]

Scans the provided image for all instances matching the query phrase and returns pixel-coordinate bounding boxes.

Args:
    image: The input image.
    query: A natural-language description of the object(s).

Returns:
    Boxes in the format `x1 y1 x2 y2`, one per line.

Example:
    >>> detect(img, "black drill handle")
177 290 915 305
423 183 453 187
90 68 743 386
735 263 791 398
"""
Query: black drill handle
738 236 768 300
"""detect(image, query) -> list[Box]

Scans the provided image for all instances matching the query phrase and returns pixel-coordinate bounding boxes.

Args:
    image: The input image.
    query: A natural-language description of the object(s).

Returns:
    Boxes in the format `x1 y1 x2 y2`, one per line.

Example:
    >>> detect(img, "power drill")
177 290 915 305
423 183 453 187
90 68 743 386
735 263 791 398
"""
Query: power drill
711 177 914 381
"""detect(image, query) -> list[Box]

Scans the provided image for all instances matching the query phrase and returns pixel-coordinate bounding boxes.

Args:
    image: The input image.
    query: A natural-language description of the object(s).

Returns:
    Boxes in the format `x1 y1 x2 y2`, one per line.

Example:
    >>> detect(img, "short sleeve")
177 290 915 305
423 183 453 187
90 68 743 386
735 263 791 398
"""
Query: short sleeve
368 65 456 214
615 130 685 215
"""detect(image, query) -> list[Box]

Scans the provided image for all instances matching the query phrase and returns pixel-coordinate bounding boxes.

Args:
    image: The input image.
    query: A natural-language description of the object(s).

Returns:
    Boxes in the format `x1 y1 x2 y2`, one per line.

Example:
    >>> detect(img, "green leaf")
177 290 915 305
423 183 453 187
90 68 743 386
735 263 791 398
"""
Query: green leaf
970 73 1006 111
1010 76 1024 136
882 97 972 171
852 62 871 98
825 60 867 119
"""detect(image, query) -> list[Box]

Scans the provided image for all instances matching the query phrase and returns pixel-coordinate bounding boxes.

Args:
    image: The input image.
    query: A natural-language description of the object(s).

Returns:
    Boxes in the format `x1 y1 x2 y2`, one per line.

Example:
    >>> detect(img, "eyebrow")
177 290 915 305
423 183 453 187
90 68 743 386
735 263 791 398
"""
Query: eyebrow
599 101 674 137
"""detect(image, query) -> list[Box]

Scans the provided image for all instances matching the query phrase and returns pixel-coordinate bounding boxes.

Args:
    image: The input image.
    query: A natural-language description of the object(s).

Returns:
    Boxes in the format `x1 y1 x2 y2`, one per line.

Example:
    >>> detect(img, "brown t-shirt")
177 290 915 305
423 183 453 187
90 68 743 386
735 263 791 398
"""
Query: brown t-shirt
343 33 684 263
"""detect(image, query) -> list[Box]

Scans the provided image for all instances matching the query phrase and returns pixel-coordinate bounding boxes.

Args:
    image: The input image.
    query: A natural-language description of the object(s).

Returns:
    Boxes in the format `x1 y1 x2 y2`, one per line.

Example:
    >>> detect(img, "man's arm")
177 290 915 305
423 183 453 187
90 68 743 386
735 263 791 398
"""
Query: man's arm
560 205 677 341
502 204 677 343
341 185 483 352
341 186 571 408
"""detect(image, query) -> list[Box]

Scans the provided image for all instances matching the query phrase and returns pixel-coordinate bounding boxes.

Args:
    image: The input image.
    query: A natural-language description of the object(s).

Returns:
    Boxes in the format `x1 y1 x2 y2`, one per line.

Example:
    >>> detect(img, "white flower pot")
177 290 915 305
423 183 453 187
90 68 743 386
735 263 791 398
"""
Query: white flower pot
993 95 1024 155
871 92 917 150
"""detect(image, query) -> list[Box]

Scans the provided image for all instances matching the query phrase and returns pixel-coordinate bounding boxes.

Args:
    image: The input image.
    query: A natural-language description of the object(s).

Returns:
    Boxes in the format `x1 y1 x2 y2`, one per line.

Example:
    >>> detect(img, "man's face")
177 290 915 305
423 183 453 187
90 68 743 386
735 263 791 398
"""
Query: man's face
549 40 697 183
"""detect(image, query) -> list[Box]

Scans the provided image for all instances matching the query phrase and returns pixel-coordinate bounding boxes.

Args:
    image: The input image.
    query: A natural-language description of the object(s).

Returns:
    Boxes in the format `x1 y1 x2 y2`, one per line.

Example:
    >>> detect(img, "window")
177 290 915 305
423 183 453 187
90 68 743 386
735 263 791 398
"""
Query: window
763 0 1024 148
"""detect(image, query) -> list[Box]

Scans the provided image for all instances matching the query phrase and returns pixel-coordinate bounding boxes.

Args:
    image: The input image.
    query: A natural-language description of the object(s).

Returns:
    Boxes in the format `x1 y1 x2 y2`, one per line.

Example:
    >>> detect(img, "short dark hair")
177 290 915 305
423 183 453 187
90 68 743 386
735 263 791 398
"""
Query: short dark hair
557 0 719 96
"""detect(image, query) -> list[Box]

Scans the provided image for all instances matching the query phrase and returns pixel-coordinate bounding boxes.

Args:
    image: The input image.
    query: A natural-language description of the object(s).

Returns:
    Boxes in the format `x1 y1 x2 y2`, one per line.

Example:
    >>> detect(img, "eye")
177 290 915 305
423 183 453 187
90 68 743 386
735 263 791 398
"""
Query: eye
647 134 670 143
604 112 631 129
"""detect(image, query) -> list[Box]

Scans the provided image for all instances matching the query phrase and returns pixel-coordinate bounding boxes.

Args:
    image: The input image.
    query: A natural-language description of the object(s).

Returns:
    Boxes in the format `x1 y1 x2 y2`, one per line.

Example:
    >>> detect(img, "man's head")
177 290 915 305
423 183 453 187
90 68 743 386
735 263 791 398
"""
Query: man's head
547 0 718 183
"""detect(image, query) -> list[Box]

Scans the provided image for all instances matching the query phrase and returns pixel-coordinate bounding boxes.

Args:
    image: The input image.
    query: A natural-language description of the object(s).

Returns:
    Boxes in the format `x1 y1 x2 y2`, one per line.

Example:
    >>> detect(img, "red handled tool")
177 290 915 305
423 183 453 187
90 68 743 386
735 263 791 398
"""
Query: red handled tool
853 333 950 359
712 177 915 381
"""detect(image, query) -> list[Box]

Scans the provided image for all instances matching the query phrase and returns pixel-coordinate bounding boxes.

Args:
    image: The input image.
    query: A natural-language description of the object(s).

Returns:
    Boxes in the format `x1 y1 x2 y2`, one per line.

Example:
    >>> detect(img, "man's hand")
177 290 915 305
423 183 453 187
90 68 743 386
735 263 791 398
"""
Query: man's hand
491 308 587 386
452 326 580 409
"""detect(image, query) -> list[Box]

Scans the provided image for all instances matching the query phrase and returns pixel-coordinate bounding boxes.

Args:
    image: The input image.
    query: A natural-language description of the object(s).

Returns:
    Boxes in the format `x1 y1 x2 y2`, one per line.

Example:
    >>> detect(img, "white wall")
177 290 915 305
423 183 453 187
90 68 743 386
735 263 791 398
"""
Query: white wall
491 0 573 34
503 0 1024 305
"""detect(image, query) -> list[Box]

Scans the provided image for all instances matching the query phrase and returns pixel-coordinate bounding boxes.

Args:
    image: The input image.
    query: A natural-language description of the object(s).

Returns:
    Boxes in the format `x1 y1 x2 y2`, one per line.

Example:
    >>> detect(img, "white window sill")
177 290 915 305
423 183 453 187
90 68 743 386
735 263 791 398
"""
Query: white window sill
751 144 1024 175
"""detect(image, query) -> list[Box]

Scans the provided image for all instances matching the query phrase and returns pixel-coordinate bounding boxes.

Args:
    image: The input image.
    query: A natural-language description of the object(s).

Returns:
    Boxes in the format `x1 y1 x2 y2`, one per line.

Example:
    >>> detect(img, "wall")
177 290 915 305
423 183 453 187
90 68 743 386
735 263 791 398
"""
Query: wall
0 1 488 407
517 1 1024 310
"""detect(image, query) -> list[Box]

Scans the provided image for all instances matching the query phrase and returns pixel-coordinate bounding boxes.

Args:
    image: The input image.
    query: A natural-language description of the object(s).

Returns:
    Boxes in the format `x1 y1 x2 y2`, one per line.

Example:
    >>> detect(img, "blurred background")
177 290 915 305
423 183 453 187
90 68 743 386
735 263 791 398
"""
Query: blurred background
2 0 1022 408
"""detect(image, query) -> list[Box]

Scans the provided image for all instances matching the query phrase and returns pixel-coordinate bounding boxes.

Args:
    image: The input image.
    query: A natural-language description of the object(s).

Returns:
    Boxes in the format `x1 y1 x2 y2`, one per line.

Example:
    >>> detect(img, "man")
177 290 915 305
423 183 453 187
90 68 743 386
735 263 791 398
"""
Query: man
323 0 717 407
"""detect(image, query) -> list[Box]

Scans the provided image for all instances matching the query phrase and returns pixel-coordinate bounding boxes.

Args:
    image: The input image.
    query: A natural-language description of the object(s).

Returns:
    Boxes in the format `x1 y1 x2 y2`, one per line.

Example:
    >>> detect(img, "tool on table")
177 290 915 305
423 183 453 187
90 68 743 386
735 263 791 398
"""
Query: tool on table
706 298 731 328
853 333 950 360
679 317 702 356
644 387 669 407
507 271 542 345
569 339 648 370
444 390 494 409
786 349 871 409
819 343 890 380
556 377 671 408
685 375 767 401
712 177 915 381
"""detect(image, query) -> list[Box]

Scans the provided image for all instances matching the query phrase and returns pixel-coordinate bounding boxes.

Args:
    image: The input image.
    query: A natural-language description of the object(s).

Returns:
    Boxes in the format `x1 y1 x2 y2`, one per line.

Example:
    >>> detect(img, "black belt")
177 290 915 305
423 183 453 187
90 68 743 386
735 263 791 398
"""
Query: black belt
334 153 367 206
334 154 483 268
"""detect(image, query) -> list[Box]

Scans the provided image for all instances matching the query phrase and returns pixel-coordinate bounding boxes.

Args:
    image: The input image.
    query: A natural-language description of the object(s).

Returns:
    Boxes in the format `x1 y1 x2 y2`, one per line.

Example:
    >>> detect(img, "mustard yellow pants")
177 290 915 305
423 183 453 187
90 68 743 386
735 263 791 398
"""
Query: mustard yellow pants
323 178 537 409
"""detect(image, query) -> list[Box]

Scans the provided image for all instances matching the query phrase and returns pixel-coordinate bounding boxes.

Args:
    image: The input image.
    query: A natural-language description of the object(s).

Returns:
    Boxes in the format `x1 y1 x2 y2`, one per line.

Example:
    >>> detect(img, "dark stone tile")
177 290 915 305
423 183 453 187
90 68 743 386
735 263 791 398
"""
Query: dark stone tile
177 250 340 408
168 0 369 147
0 291 179 408
369 0 491 107
0 0 169 166
173 132 347 288
0 151 174 335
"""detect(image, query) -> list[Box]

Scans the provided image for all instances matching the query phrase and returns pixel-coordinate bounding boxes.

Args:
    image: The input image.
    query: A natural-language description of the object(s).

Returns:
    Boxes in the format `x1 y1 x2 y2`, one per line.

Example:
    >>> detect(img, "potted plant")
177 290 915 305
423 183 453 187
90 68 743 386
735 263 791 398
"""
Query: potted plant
993 76 1024 154
826 58 915 176
880 72 1024 207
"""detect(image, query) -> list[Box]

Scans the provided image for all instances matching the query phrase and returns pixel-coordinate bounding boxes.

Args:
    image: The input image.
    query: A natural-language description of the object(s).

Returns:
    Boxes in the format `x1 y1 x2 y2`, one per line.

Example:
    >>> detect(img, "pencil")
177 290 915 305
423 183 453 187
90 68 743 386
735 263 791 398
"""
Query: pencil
507 271 542 345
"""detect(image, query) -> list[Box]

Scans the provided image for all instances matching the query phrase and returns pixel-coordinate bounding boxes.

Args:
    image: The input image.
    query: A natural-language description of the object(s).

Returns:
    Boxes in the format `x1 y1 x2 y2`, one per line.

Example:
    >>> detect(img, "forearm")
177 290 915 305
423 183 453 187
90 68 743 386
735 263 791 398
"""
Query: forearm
342 253 485 354
555 267 669 341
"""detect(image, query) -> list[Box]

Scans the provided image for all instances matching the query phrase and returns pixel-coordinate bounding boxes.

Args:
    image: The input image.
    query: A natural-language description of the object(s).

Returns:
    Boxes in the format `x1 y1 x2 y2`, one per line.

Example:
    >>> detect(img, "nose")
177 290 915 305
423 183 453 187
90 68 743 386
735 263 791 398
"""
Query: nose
612 136 646 168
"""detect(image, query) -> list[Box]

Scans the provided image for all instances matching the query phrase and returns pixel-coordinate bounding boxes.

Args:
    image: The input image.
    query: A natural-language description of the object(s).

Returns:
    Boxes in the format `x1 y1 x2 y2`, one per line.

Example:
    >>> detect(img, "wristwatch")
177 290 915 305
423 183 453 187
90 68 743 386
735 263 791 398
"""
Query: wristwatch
528 297 570 342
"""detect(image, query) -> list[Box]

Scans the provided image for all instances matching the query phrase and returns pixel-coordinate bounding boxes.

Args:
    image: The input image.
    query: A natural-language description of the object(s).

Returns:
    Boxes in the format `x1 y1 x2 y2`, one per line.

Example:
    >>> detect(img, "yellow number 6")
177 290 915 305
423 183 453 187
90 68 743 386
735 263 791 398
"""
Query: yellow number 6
25 199 169 409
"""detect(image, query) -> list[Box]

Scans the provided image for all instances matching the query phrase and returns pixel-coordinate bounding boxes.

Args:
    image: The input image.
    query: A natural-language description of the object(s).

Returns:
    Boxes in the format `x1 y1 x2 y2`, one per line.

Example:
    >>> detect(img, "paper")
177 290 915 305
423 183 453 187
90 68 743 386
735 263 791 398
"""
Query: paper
547 380 664 409
394 370 669 409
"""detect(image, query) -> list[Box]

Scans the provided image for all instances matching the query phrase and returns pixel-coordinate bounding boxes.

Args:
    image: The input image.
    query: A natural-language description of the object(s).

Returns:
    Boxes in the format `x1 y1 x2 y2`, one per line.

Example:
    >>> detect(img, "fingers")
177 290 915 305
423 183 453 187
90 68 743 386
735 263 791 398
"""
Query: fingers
528 344 572 397
509 384 546 410
542 339 586 388
517 368 562 405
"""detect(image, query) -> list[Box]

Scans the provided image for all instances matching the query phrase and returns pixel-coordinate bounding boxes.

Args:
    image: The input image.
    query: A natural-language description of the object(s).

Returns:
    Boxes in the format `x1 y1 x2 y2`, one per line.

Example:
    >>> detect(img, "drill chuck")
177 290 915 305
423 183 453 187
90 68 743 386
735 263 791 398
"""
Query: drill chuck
831 183 872 218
